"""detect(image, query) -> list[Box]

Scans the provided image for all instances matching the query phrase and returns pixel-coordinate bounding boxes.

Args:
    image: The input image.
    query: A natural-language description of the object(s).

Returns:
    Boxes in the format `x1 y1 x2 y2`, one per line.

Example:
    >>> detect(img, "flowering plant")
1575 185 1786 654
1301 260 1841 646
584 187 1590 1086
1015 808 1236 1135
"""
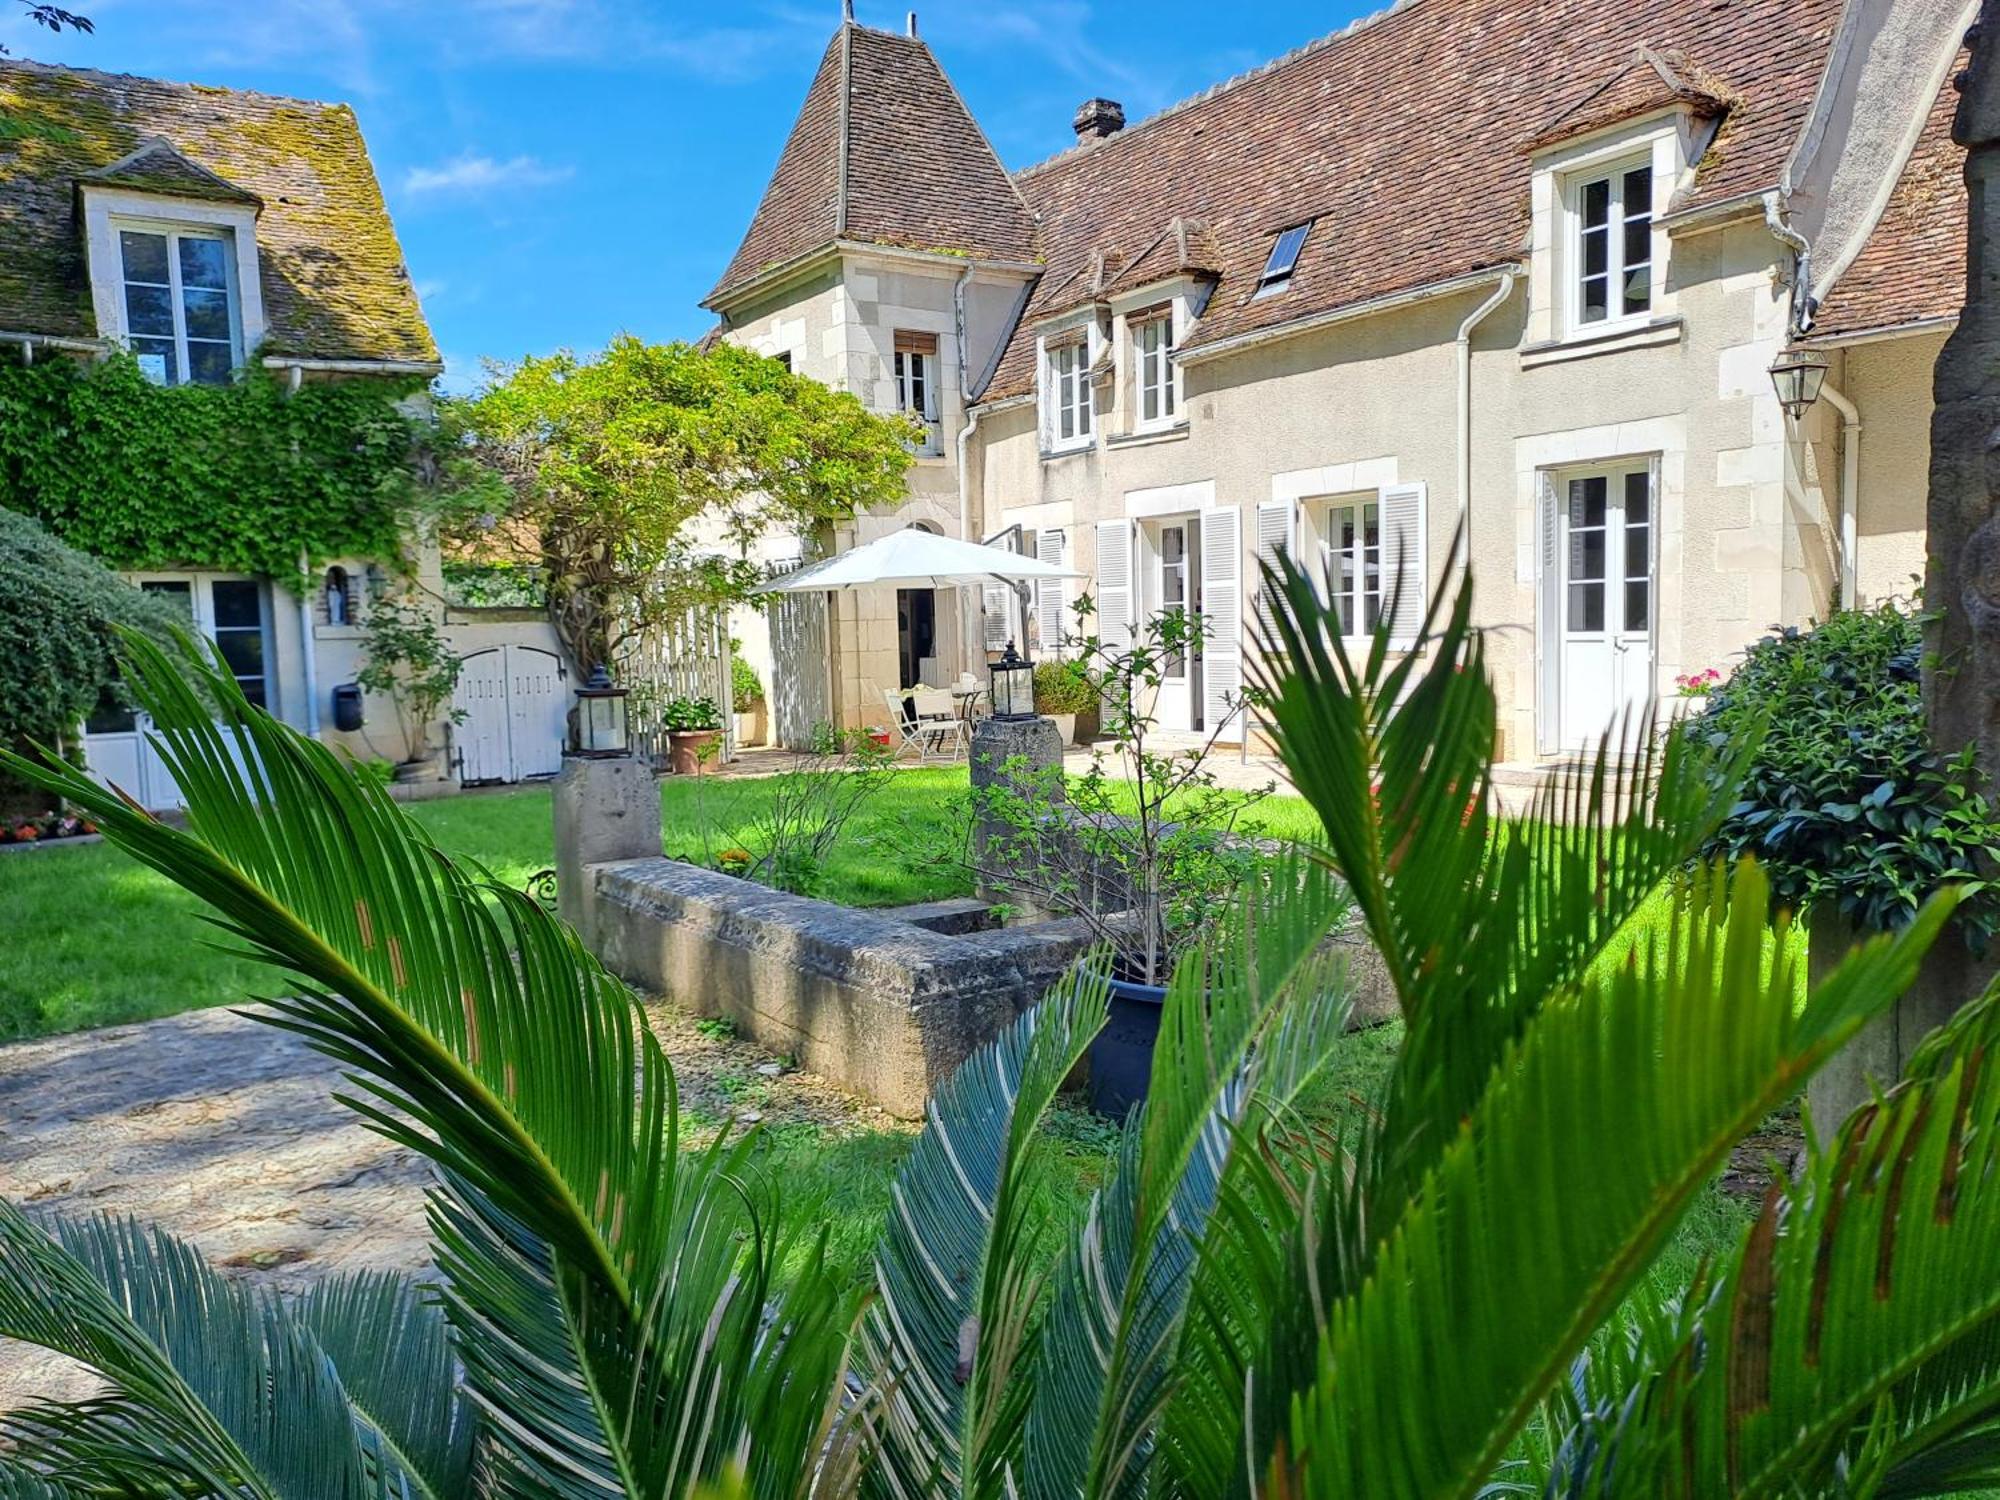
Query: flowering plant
1674 667 1722 698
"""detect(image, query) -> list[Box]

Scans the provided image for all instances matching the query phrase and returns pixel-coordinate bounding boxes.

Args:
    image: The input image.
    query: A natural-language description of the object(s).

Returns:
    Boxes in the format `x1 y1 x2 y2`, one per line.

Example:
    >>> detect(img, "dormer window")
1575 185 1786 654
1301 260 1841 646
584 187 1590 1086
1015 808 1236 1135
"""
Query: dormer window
1257 221 1311 295
1132 304 1177 426
1042 333 1093 452
1572 162 1652 328
116 225 240 386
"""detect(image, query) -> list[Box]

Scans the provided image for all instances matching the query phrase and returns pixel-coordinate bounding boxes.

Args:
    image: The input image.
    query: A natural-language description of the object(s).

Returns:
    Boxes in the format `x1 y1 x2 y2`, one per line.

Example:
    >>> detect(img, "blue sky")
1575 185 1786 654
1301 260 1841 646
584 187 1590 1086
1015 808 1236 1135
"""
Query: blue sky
4 0 1376 389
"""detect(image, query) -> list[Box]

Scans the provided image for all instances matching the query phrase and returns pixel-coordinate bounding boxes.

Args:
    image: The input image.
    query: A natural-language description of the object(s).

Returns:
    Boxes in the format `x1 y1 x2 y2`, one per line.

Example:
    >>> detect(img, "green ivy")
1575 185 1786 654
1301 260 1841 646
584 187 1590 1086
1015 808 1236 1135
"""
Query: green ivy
0 352 433 582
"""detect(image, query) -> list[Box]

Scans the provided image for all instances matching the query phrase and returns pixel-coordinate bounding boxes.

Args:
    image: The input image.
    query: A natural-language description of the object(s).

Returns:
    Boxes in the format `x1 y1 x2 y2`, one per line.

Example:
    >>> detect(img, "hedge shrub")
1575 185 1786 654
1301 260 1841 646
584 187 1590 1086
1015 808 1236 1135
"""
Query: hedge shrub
1690 603 2000 945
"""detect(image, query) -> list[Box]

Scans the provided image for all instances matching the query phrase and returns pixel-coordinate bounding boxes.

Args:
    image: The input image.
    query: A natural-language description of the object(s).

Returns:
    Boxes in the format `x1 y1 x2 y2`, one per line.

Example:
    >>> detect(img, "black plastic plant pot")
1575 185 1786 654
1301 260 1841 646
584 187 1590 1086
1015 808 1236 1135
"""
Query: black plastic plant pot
1088 971 1168 1118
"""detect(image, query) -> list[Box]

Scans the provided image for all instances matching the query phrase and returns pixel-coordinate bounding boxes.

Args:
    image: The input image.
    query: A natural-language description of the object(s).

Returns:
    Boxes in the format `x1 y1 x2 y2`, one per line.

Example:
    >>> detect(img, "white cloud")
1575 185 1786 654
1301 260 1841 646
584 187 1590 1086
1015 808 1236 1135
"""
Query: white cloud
402 153 573 196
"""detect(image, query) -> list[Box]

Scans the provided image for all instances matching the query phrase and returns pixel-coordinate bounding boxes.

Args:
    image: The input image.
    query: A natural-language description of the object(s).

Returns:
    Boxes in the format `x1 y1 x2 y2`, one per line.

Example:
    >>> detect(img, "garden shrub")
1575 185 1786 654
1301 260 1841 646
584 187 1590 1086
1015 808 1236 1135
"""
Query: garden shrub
0 507 182 754
1690 602 2000 944
730 646 763 713
1032 657 1097 715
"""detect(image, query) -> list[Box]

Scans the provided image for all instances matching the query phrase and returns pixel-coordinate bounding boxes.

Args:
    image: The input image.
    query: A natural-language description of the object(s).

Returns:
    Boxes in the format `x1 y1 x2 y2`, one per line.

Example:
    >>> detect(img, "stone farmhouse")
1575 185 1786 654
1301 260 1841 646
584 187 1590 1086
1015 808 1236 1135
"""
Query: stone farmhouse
707 0 1970 762
0 61 568 806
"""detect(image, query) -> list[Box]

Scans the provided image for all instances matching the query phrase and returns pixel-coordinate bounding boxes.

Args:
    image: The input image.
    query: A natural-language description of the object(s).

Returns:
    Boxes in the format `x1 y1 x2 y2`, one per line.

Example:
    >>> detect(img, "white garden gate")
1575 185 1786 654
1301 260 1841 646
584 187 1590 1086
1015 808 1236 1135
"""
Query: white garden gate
451 644 568 785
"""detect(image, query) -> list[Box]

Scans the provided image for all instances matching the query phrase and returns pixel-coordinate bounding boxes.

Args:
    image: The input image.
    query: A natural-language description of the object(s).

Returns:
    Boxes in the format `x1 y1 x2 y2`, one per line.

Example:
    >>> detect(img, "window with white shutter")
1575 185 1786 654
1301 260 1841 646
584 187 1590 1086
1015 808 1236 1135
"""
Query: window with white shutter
1036 529 1068 655
1094 519 1134 649
1200 508 1243 733
1254 498 1297 642
1536 470 1561 754
1379 482 1427 650
983 530 1017 651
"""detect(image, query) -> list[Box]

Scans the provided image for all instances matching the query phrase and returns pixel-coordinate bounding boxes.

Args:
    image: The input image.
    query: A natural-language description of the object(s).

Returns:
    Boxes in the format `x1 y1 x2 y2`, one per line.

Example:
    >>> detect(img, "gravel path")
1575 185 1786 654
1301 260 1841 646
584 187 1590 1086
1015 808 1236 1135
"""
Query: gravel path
0 999 889 1410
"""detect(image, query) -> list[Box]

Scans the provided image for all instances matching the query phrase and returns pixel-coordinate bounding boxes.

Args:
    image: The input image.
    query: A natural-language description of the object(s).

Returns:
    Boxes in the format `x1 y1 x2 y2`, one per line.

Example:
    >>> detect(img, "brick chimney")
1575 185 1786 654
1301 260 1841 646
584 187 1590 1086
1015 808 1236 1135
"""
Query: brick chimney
1072 98 1125 143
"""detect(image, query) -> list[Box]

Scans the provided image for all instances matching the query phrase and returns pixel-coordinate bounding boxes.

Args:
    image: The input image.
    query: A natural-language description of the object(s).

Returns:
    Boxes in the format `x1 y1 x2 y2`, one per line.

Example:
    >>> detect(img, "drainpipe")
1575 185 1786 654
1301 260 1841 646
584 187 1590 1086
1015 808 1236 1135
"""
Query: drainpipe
1762 190 1816 335
297 548 322 738
1456 270 1517 565
953 263 987 663
1819 377 1861 609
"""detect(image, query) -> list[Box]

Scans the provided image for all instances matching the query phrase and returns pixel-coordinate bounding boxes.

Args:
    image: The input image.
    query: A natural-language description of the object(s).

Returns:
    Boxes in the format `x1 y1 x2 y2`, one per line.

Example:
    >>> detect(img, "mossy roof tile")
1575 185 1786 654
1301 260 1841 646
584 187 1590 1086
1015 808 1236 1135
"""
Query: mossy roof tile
0 59 436 364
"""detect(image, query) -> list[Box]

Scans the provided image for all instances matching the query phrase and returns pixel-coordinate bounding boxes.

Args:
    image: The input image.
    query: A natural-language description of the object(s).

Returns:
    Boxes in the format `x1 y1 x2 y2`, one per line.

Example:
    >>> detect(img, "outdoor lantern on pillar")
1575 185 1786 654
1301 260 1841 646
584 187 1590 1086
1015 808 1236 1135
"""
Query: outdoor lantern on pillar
991 640 1036 721
1769 346 1829 421
572 663 630 757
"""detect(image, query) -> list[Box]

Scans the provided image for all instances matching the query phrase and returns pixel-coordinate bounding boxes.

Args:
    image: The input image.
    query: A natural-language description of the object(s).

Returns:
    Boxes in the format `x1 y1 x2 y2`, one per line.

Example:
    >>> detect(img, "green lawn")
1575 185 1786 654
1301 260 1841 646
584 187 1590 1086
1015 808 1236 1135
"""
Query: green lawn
0 769 1323 1040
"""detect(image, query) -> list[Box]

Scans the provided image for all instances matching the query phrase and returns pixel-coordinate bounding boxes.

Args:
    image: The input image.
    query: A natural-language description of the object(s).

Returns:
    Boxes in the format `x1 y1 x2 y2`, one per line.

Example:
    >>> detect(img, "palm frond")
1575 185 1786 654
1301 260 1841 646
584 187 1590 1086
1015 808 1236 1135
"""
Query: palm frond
1277 863 1950 1498
1250 546 1749 1219
1548 982 2000 1498
0 632 844 1498
856 964 1108 1498
1022 859 1353 1499
296 1271 479 1499
0 1200 387 1498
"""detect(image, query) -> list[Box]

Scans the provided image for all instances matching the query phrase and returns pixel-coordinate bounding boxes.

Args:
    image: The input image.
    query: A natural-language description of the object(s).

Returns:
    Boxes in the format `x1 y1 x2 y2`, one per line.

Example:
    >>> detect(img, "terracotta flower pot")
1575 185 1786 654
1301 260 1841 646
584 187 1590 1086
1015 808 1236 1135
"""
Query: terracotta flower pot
668 728 721 776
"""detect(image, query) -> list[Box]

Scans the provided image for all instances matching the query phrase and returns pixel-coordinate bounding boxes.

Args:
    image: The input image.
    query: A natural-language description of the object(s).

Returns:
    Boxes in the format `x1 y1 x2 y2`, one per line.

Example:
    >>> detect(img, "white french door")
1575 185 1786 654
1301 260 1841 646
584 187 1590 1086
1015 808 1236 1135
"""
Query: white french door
1551 464 1653 751
82 574 271 811
1148 518 1201 732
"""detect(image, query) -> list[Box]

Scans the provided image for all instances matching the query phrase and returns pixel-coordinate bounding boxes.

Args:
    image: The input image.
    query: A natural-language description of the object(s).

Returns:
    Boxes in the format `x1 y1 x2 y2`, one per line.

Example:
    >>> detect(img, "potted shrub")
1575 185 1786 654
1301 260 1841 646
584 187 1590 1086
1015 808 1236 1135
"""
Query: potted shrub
1032 658 1097 746
952 604 1273 1113
355 596 465 782
731 646 767 749
663 695 724 775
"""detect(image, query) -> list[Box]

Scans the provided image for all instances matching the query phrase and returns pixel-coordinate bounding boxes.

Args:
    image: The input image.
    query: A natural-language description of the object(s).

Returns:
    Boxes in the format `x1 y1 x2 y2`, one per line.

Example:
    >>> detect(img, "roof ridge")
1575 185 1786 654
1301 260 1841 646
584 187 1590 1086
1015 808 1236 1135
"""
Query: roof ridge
0 55 346 114
1011 0 1425 181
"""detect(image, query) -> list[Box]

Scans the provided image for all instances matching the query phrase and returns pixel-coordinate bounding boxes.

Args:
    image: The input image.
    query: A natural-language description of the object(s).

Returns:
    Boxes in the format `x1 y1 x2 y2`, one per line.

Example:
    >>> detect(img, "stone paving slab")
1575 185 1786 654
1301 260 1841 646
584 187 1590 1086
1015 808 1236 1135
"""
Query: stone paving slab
0 998 886 1411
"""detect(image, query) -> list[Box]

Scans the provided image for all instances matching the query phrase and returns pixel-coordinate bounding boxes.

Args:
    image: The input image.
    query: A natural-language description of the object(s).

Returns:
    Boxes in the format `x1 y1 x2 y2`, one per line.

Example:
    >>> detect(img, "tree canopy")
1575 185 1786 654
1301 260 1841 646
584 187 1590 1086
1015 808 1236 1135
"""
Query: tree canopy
449 335 918 668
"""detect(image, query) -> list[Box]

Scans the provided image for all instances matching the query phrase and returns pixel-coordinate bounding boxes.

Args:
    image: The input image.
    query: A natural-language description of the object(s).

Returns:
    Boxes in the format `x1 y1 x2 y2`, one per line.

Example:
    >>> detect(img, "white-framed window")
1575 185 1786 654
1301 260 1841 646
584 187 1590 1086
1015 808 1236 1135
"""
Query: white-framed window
1310 496 1383 637
114 223 241 386
1133 306 1177 427
893 330 941 455
1569 159 1653 329
1044 336 1093 450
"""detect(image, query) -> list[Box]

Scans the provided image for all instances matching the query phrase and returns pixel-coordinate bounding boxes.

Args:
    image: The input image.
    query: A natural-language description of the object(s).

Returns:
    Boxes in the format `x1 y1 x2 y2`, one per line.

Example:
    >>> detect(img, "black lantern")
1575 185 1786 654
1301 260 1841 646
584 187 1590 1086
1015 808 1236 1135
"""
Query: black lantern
1769 346 1829 421
991 640 1036 721
572 663 630 757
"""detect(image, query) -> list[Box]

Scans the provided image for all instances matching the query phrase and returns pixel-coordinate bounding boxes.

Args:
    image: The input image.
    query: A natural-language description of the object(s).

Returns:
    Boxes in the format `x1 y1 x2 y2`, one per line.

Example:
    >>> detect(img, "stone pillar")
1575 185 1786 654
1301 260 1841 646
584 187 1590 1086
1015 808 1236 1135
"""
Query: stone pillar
552 753 661 950
969 715 1065 912
1819 7 2000 1139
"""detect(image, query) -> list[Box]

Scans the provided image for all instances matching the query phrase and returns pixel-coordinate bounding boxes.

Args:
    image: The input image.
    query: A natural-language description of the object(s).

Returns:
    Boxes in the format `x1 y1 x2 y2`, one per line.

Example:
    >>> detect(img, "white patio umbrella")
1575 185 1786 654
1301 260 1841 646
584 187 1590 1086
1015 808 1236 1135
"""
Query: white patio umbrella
751 526 1079 594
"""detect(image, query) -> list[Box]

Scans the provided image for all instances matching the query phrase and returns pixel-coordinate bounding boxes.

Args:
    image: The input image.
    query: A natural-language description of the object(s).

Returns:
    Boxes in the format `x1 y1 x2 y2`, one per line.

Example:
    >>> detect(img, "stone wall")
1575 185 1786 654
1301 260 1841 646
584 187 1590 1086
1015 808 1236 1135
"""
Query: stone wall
586 856 1096 1117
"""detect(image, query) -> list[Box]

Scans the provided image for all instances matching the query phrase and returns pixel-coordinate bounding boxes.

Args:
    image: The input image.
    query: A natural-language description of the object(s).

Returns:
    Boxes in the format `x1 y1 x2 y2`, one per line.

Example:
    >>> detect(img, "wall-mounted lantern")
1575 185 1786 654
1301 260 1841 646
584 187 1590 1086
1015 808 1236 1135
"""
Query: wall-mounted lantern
572 663 630 757
1769 346 1830 421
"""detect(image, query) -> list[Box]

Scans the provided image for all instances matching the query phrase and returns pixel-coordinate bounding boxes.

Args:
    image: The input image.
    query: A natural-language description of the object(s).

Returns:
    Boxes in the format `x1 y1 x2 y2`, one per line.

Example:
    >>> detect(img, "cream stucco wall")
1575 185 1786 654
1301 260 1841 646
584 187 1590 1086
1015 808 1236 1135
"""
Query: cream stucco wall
1842 331 1944 606
717 251 1035 732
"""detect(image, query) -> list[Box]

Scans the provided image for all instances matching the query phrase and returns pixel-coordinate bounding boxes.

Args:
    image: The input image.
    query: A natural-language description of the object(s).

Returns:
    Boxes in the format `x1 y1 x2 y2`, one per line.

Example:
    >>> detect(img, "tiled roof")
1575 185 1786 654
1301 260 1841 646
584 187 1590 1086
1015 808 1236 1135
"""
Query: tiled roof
1521 46 1734 154
0 59 436 364
980 0 1845 401
706 23 1039 308
1810 67 1965 340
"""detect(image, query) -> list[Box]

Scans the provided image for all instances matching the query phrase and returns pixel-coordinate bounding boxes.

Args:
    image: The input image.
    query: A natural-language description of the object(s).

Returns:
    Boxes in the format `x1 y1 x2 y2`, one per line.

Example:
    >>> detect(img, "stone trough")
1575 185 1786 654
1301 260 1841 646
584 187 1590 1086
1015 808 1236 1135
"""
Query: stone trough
554 753 1396 1119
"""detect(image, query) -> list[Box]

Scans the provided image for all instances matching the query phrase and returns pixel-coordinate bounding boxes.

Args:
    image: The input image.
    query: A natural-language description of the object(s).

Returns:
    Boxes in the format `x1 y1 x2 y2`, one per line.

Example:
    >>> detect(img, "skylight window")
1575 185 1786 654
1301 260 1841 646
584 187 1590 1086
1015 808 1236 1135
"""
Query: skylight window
1259 221 1312 291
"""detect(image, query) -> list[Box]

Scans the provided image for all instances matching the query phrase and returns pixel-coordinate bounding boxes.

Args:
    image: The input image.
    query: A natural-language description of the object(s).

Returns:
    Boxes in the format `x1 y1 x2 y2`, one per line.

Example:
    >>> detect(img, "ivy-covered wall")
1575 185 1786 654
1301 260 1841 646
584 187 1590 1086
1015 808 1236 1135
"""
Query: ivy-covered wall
0 354 431 582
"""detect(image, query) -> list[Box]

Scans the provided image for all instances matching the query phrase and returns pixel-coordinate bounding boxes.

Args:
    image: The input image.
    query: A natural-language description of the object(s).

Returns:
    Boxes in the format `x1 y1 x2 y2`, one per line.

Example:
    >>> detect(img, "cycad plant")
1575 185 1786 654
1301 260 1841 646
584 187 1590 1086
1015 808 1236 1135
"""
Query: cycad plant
6 553 2000 1496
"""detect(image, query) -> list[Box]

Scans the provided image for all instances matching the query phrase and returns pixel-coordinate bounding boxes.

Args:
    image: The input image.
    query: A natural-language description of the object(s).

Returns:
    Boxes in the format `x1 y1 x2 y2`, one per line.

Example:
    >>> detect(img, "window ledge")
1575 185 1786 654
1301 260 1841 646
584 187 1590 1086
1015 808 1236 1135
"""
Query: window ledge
1521 316 1683 369
1108 421 1190 449
1039 439 1096 462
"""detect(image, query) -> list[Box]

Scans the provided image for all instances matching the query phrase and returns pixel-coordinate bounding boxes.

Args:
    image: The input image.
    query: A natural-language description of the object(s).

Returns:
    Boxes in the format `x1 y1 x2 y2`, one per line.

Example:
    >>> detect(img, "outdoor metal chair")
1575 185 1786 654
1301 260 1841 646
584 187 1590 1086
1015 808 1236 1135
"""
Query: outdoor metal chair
880 687 965 762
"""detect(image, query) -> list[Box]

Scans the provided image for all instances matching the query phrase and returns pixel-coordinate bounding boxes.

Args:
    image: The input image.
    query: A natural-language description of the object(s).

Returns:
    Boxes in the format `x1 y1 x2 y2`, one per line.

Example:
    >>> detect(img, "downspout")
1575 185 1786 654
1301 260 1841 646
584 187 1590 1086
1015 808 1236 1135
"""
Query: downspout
1763 190 1816 335
953 263 989 660
1819 377 1861 609
297 548 322 739
1455 270 1517 565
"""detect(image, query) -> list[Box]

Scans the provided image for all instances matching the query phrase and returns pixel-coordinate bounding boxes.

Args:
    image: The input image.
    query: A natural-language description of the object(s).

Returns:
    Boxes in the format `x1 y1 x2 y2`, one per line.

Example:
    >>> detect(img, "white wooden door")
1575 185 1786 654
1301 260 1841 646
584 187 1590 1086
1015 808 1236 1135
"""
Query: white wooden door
505 646 568 779
1555 465 1653 750
452 648 511 783
453 644 569 784
1154 518 1198 732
